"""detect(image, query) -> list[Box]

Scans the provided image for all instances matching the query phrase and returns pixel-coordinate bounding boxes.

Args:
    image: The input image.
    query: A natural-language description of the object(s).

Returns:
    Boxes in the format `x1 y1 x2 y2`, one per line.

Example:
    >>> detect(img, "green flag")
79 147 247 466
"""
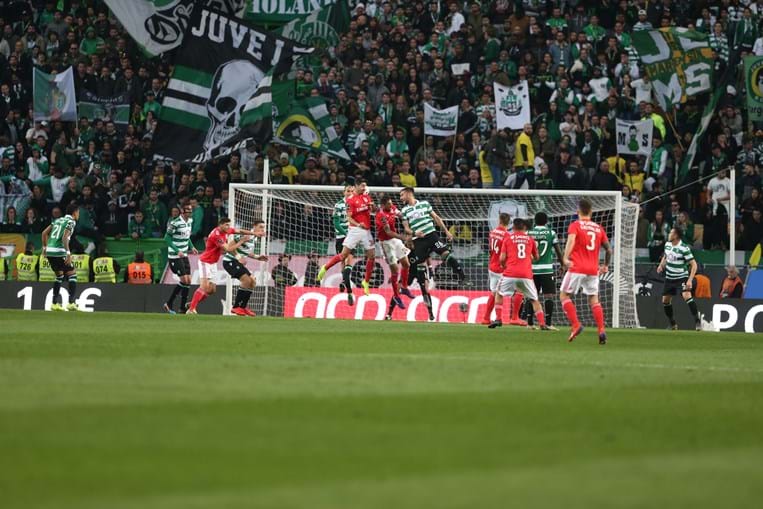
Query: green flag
245 0 341 26
676 84 725 185
78 90 131 125
632 28 714 110
33 67 78 122
745 56 763 122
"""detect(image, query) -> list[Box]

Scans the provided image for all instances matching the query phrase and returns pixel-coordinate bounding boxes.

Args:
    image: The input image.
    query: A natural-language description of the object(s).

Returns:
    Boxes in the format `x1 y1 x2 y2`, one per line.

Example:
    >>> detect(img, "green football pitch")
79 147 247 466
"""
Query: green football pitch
2 310 762 509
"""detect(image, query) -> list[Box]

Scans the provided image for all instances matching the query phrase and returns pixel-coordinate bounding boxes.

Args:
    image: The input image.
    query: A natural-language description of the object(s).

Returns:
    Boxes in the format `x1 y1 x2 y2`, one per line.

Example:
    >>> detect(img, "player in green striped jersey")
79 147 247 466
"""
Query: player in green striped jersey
223 220 268 316
41 203 80 311
657 227 701 330
399 187 466 321
163 204 197 314
525 212 564 330
330 185 355 299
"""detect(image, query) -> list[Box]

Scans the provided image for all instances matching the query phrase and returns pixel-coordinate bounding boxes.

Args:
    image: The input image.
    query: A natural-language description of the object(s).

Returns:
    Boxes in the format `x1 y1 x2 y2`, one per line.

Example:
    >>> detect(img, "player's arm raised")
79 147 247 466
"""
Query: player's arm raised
600 240 612 274
430 211 453 242
224 235 249 253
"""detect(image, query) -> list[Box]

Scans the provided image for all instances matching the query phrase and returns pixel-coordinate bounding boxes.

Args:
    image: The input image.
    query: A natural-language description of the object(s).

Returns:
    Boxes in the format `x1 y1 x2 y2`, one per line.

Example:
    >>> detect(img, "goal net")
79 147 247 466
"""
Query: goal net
227 184 640 328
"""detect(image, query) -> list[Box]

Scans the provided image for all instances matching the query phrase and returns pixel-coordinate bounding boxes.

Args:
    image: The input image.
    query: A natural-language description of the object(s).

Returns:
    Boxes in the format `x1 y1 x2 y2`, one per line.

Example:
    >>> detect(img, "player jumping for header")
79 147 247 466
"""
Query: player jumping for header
223 220 268 317
376 195 415 318
560 198 613 344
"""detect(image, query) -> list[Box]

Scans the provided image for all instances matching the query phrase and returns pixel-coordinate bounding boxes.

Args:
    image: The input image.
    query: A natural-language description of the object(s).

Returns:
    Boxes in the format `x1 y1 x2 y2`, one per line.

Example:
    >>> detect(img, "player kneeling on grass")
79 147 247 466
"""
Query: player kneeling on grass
187 217 261 314
560 198 612 344
376 195 414 319
224 220 268 317
318 179 376 299
657 226 701 331
41 203 80 311
489 218 551 330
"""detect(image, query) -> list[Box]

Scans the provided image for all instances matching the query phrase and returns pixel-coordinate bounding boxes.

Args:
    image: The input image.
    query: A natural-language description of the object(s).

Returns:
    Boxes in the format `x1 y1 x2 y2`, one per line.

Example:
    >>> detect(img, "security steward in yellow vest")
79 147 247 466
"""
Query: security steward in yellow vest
70 252 91 282
93 246 119 283
15 242 39 281
125 251 153 284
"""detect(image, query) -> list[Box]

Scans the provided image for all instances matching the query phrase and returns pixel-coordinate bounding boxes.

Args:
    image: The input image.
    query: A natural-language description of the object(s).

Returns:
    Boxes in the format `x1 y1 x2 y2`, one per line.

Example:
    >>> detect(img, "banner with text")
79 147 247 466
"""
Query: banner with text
616 118 653 156
495 81 531 130
424 103 459 137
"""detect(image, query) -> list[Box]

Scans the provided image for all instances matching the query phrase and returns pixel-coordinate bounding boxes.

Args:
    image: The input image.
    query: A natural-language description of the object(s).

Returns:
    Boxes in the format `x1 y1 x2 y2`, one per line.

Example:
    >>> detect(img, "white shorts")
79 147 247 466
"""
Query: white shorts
343 226 374 251
561 272 599 296
497 276 538 301
381 238 410 265
198 260 218 281
488 270 502 293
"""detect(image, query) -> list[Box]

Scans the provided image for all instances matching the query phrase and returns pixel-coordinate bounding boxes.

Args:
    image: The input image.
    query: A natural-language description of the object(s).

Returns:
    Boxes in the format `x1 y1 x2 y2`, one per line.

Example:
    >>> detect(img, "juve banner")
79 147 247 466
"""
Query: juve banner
631 28 713 110
745 56 763 122
33 67 77 122
77 90 130 125
495 81 531 130
104 0 248 57
424 104 459 136
616 119 653 156
246 0 339 25
152 7 311 162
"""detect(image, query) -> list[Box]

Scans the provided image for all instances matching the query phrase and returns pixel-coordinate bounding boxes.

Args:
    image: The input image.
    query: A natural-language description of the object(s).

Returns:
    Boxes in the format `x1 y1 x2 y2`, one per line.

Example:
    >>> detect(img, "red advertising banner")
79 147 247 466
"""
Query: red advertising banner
284 287 494 324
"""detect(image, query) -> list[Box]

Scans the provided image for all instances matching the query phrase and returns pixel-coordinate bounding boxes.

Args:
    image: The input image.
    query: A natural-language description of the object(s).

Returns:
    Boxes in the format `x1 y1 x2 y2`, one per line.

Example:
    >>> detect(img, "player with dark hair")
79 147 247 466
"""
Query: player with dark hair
399 186 466 321
482 212 511 324
187 217 259 314
41 203 80 311
223 220 268 317
317 179 376 297
525 211 564 330
560 198 613 344
376 195 414 318
489 218 550 329
657 226 701 330
163 203 197 314
323 184 355 300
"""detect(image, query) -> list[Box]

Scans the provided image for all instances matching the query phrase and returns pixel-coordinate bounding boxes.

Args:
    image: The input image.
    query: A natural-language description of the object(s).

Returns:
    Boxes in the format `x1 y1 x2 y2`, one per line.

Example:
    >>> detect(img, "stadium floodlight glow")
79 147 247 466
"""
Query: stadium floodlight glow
228 184 640 328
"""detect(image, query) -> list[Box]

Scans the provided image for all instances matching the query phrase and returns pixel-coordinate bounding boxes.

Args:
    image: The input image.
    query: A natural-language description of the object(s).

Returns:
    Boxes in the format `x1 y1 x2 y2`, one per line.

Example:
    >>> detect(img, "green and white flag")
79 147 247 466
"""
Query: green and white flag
495 81 531 130
104 0 247 57
677 83 725 185
616 119 653 156
631 28 714 110
245 0 339 26
424 103 459 136
78 90 130 125
745 56 763 122
33 67 77 122
275 0 348 65
152 6 312 162
273 93 350 160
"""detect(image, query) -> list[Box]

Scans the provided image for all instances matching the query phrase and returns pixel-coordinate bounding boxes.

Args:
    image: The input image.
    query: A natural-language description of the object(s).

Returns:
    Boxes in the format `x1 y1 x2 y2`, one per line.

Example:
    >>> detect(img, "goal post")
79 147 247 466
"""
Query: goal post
226 184 640 328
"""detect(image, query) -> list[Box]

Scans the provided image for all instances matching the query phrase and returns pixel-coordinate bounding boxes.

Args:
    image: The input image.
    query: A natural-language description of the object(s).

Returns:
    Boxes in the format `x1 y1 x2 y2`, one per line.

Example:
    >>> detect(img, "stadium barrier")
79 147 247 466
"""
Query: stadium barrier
636 296 763 333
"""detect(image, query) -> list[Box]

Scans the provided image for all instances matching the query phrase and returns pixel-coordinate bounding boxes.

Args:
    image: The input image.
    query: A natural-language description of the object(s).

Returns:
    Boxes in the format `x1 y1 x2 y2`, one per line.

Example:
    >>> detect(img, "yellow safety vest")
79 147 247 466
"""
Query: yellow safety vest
70 254 90 282
93 257 116 283
15 253 38 281
39 256 56 282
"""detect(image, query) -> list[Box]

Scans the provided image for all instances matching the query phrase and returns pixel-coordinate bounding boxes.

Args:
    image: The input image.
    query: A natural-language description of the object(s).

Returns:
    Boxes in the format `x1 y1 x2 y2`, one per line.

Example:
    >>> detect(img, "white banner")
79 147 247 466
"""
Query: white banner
589 77 610 102
424 103 459 136
495 81 531 130
616 118 653 156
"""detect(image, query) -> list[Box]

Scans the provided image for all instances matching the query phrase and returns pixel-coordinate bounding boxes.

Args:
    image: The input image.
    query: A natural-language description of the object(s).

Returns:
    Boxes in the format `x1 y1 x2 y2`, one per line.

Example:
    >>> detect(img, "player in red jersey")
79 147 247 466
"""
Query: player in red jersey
376 195 414 318
317 179 377 296
483 212 511 324
489 218 550 329
560 198 613 344
187 217 262 314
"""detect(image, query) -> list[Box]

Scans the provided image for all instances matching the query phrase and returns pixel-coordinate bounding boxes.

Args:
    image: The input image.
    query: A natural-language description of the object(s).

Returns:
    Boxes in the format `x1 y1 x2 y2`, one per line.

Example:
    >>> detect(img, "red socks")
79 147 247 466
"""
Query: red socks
510 293 524 320
483 293 496 322
562 299 580 329
189 288 207 310
494 304 503 321
592 303 605 333
364 257 374 282
324 254 343 270
400 266 409 289
535 310 546 327
391 275 399 296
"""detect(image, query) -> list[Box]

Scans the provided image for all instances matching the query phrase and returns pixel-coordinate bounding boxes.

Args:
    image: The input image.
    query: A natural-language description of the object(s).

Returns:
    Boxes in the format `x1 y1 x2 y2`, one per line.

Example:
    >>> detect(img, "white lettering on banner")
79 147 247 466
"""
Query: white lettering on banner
325 292 347 318
356 295 387 321
713 304 738 331
638 31 671 64
406 296 440 321
744 305 763 333
247 30 266 60
44 288 69 310
248 0 336 16
467 295 491 323
295 291 327 318
229 20 249 48
438 296 470 323
77 288 102 312
17 286 33 310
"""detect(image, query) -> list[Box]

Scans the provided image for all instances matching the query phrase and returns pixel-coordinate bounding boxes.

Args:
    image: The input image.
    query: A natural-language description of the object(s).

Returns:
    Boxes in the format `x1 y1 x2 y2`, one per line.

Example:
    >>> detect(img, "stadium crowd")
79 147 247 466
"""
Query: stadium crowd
0 0 761 256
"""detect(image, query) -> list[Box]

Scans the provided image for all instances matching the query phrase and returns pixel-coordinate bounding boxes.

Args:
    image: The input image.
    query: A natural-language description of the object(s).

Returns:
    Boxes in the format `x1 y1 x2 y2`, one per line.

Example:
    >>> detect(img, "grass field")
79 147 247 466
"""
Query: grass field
1 310 763 509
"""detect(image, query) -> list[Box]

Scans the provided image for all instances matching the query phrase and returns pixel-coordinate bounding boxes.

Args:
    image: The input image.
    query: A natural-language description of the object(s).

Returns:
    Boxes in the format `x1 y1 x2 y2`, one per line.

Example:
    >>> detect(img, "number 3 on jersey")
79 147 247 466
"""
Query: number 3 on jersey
586 231 597 251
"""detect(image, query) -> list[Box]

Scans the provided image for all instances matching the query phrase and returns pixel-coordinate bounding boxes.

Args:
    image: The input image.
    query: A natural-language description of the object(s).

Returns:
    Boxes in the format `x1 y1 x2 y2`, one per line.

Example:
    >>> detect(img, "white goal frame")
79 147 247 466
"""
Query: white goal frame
228 183 638 328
